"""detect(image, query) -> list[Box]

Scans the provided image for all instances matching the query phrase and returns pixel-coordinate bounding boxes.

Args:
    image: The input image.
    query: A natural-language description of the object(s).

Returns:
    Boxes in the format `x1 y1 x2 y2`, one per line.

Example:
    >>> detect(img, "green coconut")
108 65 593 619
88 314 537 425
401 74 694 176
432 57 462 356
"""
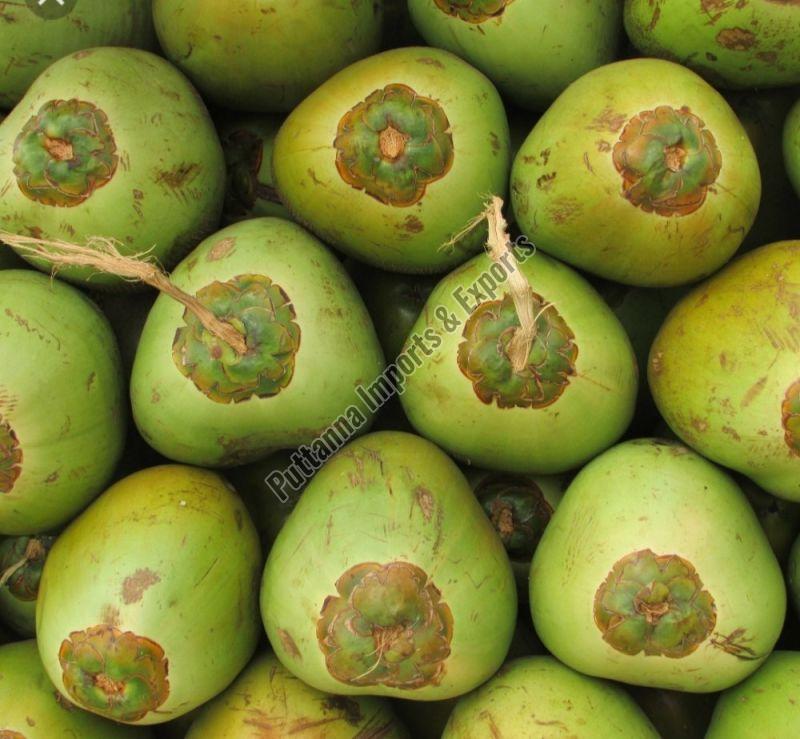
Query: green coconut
729 89 800 252
0 534 54 636
0 47 225 289
408 0 622 111
217 114 289 224
187 652 410 738
649 241 800 501
0 0 155 110
706 651 800 738
530 439 786 692
261 431 517 700
131 217 384 467
349 262 439 360
399 247 638 473
442 656 658 738
36 465 261 725
511 58 760 286
466 468 565 600
0 640 153 739
153 0 383 113
0 270 125 535
625 0 800 90
786 97 800 199
273 47 510 273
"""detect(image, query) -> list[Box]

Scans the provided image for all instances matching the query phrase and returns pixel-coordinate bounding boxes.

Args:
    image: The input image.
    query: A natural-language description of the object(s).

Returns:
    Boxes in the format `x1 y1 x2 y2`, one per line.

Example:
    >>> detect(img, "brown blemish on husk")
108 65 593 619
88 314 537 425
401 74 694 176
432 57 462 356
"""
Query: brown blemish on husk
594 549 716 658
0 416 22 494
0 732 26 739
433 0 515 23
121 569 161 604
587 108 628 134
277 628 302 660
710 628 761 660
334 84 454 207
716 28 757 50
316 561 453 688
402 215 424 233
782 379 800 456
58 625 169 722
155 162 201 190
207 237 236 262
415 486 434 521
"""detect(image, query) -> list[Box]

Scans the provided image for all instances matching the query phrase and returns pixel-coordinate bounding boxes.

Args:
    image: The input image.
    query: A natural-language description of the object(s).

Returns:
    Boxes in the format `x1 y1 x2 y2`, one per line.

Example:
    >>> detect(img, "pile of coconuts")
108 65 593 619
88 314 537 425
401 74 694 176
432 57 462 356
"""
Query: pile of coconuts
1 1 800 737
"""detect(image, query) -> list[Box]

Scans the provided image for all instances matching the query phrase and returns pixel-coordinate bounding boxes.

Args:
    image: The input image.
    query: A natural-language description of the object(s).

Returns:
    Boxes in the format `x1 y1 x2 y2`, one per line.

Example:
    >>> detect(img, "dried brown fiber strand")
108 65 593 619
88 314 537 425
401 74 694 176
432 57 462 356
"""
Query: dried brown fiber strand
445 195 543 372
0 232 248 355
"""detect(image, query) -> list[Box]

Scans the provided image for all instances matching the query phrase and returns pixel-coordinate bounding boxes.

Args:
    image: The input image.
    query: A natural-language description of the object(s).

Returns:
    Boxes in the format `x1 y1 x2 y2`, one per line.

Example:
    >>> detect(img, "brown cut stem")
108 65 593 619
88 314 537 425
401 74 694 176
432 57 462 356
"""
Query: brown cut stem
0 233 248 355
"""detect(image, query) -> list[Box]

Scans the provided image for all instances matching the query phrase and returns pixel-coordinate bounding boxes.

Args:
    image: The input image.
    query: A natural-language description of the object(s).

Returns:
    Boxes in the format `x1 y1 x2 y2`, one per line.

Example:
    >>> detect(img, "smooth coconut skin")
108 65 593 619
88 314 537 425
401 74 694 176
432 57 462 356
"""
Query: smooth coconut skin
153 0 383 113
0 47 225 289
261 432 517 700
186 652 410 738
131 217 384 467
0 0 155 109
649 241 800 501
36 465 261 725
273 47 511 273
625 0 800 90
0 534 54 636
217 114 290 224
0 640 153 739
786 98 800 199
408 0 621 111
0 271 125 535
399 250 638 473
442 656 658 738
511 58 760 287
706 651 800 738
530 439 786 693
